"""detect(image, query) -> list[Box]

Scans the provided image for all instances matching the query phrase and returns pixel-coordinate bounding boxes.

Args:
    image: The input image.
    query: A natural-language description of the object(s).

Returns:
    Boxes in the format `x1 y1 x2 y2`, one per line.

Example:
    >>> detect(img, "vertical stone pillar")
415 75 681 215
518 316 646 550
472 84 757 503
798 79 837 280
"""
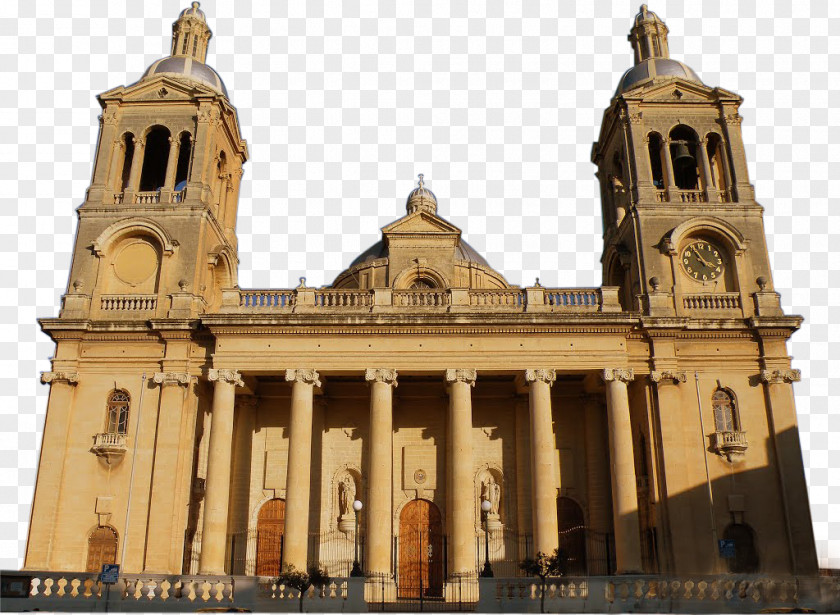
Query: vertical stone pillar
524 368 559 555
106 140 125 198
23 371 78 570
697 138 715 198
88 108 119 202
281 369 321 571
661 138 676 196
444 368 477 576
364 368 398 577
760 369 819 574
602 368 642 574
144 371 191 573
162 135 182 194
199 369 243 574
582 395 611 534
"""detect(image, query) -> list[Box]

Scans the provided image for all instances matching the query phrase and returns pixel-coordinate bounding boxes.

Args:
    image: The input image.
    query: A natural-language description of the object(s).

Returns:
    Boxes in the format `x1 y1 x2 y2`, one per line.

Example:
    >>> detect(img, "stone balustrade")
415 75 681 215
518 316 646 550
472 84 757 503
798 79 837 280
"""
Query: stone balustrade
682 292 742 311
134 190 161 204
100 294 158 311
675 189 707 203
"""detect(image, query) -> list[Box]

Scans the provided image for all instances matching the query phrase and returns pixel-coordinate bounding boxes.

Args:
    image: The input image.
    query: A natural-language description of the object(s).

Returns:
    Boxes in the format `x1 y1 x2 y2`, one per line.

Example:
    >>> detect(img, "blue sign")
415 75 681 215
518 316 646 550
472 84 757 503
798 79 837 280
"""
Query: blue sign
718 539 736 559
99 564 120 584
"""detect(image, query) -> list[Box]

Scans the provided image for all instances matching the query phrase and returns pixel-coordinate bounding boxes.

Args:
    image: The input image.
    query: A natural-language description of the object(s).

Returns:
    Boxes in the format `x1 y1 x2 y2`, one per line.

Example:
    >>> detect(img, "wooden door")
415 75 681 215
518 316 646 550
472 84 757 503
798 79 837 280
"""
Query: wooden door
86 526 118 573
557 497 587 575
256 498 285 576
398 499 444 598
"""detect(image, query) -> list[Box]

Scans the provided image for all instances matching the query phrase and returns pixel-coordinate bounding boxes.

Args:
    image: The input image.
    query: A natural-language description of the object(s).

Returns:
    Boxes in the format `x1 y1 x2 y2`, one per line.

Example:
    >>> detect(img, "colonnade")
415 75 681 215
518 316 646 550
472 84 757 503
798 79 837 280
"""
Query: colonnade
196 367 644 577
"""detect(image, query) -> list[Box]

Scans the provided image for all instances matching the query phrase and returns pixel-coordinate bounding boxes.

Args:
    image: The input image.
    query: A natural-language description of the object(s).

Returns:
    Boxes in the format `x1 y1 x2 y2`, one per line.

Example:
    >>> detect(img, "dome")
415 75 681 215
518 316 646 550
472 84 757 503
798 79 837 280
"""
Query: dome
141 56 228 96
406 174 438 215
347 238 489 269
179 1 206 21
616 57 702 94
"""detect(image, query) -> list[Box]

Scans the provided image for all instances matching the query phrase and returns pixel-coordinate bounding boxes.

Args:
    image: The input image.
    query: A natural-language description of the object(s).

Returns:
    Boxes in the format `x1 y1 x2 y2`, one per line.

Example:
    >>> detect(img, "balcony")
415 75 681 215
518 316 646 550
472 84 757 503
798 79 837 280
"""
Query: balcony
90 432 128 464
711 430 748 461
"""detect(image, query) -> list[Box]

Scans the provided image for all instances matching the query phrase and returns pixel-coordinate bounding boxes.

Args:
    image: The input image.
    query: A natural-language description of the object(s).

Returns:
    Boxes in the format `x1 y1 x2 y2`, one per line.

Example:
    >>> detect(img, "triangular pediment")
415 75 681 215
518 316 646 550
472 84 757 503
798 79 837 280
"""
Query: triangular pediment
631 79 725 104
101 75 218 104
382 210 462 236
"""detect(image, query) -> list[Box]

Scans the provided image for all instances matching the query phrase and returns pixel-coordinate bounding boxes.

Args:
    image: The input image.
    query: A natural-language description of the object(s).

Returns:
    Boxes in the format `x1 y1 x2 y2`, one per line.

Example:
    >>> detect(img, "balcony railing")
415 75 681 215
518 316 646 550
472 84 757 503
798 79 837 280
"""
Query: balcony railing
682 292 742 311
393 289 450 307
711 430 748 460
100 294 157 311
90 432 128 463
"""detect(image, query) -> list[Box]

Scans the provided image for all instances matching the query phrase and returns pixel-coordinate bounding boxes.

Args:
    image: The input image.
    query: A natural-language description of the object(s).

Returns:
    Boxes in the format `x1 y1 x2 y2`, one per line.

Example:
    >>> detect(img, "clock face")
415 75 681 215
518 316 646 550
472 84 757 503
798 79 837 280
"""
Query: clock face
681 240 725 281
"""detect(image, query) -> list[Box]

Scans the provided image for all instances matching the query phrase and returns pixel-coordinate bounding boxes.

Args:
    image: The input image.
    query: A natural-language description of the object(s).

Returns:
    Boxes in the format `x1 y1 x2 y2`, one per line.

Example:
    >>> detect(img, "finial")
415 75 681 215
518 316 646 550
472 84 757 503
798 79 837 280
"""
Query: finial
640 4 647 13
417 173 425 188
192 1 200 8
298 277 307 288
535 277 541 287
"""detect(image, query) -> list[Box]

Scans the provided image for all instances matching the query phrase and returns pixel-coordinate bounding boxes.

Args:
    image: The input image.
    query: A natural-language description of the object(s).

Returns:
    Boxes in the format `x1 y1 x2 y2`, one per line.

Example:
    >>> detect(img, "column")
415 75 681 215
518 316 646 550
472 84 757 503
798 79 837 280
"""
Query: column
123 136 145 201
144 371 191 572
281 369 321 571
106 140 125 198
582 395 611 534
444 368 477 576
760 369 819 574
199 368 243 574
661 138 676 197
230 396 257 575
602 368 642 574
23 371 78 570
524 368 559 556
697 138 715 199
161 135 182 198
364 368 398 577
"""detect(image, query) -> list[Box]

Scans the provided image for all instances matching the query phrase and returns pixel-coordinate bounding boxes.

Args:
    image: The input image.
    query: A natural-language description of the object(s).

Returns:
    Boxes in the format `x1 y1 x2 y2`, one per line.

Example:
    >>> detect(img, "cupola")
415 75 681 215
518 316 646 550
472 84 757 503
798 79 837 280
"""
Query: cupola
406 174 438 215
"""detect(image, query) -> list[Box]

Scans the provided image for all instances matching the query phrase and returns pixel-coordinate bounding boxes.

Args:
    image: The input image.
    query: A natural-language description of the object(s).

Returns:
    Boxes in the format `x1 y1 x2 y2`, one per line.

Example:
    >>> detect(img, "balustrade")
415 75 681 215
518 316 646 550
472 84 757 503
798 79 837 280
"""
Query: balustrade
392 289 450 307
544 289 600 310
134 191 161 204
240 291 295 308
315 289 372 308
682 292 741 311
469 289 524 307
100 294 157 311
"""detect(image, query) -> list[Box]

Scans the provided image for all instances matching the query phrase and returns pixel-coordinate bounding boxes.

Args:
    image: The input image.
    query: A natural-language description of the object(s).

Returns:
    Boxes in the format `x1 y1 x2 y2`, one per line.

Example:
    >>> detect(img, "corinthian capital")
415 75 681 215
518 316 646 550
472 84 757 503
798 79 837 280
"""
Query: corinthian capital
445 369 477 386
40 371 79 385
760 369 801 385
524 369 557 386
285 369 322 388
208 369 244 387
365 368 398 387
153 372 191 387
602 368 634 384
650 370 687 384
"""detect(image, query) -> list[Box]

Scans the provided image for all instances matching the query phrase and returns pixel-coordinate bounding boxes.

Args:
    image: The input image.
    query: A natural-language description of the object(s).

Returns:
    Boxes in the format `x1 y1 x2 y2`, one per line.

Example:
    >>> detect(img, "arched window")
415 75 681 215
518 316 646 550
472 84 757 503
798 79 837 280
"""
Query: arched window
723 523 759 573
409 277 437 289
669 125 700 190
174 132 192 190
106 390 130 434
86 526 118 573
139 127 171 192
712 388 739 433
647 133 664 189
117 133 135 192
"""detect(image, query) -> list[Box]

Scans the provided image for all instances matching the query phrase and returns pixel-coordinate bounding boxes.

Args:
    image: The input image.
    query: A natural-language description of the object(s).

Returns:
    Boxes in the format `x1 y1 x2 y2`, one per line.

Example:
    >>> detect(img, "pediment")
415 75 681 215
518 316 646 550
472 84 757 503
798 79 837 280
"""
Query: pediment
382 211 462 236
634 80 720 104
101 75 217 103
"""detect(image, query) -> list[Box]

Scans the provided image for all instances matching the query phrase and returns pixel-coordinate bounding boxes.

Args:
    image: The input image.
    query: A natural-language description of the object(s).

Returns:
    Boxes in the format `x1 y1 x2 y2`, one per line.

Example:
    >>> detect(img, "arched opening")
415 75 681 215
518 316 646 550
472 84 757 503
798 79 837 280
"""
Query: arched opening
723 523 759 573
398 499 444 599
116 133 135 193
256 498 286 577
86 526 118 573
647 133 665 189
105 390 130 434
139 127 171 192
174 132 192 192
712 388 740 433
409 277 437 290
214 151 227 207
557 497 587 576
669 125 700 190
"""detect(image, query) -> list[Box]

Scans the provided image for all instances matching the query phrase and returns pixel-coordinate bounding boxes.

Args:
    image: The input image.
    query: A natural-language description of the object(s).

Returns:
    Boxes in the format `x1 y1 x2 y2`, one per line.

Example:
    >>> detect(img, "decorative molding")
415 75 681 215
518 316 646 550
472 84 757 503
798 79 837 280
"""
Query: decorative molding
285 368 322 388
602 368 635 384
444 368 477 386
524 368 557 386
40 371 79 385
152 371 191 387
364 368 398 387
760 369 801 385
650 370 687 384
207 368 244 387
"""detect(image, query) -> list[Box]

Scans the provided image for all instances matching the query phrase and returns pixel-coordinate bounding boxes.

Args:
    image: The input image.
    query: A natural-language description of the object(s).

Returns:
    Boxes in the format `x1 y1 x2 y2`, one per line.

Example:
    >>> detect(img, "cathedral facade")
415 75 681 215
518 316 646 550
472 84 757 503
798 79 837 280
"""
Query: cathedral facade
20 2 821 607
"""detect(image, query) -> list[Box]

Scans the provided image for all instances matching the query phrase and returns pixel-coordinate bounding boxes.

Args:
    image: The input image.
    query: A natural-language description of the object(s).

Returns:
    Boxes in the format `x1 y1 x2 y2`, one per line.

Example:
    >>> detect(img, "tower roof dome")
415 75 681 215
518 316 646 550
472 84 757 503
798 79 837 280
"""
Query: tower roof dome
179 1 206 21
141 57 228 96
406 174 438 215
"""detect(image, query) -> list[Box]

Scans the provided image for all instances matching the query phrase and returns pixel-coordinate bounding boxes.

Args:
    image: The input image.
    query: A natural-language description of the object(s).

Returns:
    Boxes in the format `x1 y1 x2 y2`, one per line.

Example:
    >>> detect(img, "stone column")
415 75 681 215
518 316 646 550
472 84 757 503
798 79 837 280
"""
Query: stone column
364 368 398 577
582 395 611 534
760 369 819 574
106 140 125 197
199 368 243 574
697 138 715 198
445 368 477 576
281 369 321 571
161 135 182 196
144 371 191 573
124 136 145 198
602 368 642 574
23 371 78 570
524 368 559 555
661 138 676 197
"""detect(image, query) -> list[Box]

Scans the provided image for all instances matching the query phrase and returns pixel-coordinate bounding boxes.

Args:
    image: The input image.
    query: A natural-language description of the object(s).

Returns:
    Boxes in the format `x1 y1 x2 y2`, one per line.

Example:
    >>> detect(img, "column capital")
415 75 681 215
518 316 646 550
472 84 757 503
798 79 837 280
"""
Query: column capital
445 368 477 386
208 368 244 387
152 371 191 387
285 368 322 388
602 368 634 384
760 369 801 384
649 370 687 384
524 368 556 386
40 371 79 385
364 368 398 387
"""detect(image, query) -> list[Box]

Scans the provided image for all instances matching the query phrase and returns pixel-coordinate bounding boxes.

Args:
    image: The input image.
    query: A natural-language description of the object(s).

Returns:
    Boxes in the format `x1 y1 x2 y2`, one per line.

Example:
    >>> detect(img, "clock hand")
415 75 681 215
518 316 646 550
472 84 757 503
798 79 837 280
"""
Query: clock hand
691 245 714 268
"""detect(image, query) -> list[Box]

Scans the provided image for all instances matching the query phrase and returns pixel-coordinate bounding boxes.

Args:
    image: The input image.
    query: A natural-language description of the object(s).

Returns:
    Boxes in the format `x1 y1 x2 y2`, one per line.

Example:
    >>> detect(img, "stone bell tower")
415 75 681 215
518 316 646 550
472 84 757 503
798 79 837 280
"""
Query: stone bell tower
592 4 784 320
61 2 248 321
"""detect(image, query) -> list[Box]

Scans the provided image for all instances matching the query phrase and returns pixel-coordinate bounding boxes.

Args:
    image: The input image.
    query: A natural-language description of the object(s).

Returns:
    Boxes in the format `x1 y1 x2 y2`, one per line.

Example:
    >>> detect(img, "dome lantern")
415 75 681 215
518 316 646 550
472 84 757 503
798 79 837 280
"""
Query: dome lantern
406 174 438 216
171 2 212 63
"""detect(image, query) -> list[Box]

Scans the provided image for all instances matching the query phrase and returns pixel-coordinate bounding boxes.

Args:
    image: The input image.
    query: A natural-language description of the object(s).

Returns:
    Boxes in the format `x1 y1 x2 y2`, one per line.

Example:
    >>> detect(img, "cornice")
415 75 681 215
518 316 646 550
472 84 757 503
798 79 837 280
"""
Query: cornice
204 324 635 336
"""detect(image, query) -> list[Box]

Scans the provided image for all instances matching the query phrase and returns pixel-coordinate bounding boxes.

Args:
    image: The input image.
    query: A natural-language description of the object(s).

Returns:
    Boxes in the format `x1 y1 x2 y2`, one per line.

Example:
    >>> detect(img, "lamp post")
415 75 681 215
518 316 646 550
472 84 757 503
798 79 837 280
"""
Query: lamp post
480 499 493 578
351 499 364 577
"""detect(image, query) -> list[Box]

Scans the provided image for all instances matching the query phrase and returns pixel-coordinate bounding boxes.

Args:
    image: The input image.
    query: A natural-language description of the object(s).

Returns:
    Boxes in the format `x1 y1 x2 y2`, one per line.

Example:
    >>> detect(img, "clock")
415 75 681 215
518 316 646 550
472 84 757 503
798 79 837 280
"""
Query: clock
681 240 725 282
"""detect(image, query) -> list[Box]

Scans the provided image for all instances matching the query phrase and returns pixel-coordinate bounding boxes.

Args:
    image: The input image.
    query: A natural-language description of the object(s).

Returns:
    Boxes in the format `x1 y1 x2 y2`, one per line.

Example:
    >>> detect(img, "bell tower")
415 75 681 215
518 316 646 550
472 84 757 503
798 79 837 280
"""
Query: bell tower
61 2 248 321
592 5 782 320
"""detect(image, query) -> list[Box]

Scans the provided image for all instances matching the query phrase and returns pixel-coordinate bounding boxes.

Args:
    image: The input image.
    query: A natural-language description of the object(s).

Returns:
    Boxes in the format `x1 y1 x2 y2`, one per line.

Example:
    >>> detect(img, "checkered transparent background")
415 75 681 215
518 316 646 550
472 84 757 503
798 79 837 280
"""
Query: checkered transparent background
1 0 838 570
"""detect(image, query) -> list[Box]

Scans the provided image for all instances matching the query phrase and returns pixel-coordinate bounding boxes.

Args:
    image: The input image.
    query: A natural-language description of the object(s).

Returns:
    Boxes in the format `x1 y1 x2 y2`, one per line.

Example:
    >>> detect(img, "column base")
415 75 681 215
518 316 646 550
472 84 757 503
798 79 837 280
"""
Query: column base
364 574 397 603
446 574 478 603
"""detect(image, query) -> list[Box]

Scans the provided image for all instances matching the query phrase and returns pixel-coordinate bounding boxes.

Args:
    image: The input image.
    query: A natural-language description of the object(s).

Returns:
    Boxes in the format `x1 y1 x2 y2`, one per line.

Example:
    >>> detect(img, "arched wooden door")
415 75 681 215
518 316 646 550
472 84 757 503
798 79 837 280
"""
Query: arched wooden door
557 497 587 575
86 526 118 573
256 498 286 577
398 499 444 598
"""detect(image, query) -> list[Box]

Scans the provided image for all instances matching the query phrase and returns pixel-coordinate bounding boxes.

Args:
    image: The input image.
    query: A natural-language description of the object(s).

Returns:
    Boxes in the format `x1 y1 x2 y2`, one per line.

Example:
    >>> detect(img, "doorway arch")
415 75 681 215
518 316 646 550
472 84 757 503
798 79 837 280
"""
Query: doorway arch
398 499 444 598
256 498 286 577
557 497 587 575
86 526 118 573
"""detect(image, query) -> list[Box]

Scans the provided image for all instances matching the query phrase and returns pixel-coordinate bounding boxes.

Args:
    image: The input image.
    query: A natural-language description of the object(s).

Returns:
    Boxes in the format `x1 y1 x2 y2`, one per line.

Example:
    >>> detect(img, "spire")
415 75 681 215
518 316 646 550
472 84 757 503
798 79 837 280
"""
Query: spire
171 2 212 63
406 174 438 216
628 4 670 64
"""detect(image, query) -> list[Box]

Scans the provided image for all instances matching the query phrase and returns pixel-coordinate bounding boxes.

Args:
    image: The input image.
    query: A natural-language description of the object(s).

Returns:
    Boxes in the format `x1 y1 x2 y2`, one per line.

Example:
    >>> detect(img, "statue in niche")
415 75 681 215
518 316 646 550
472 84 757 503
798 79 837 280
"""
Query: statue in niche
337 473 357 534
481 473 503 531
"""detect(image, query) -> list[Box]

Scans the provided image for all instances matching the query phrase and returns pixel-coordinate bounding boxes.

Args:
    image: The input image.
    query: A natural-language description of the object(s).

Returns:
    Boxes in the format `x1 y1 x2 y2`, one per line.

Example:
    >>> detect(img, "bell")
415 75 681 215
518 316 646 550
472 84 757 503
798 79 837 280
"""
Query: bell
673 142 695 168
